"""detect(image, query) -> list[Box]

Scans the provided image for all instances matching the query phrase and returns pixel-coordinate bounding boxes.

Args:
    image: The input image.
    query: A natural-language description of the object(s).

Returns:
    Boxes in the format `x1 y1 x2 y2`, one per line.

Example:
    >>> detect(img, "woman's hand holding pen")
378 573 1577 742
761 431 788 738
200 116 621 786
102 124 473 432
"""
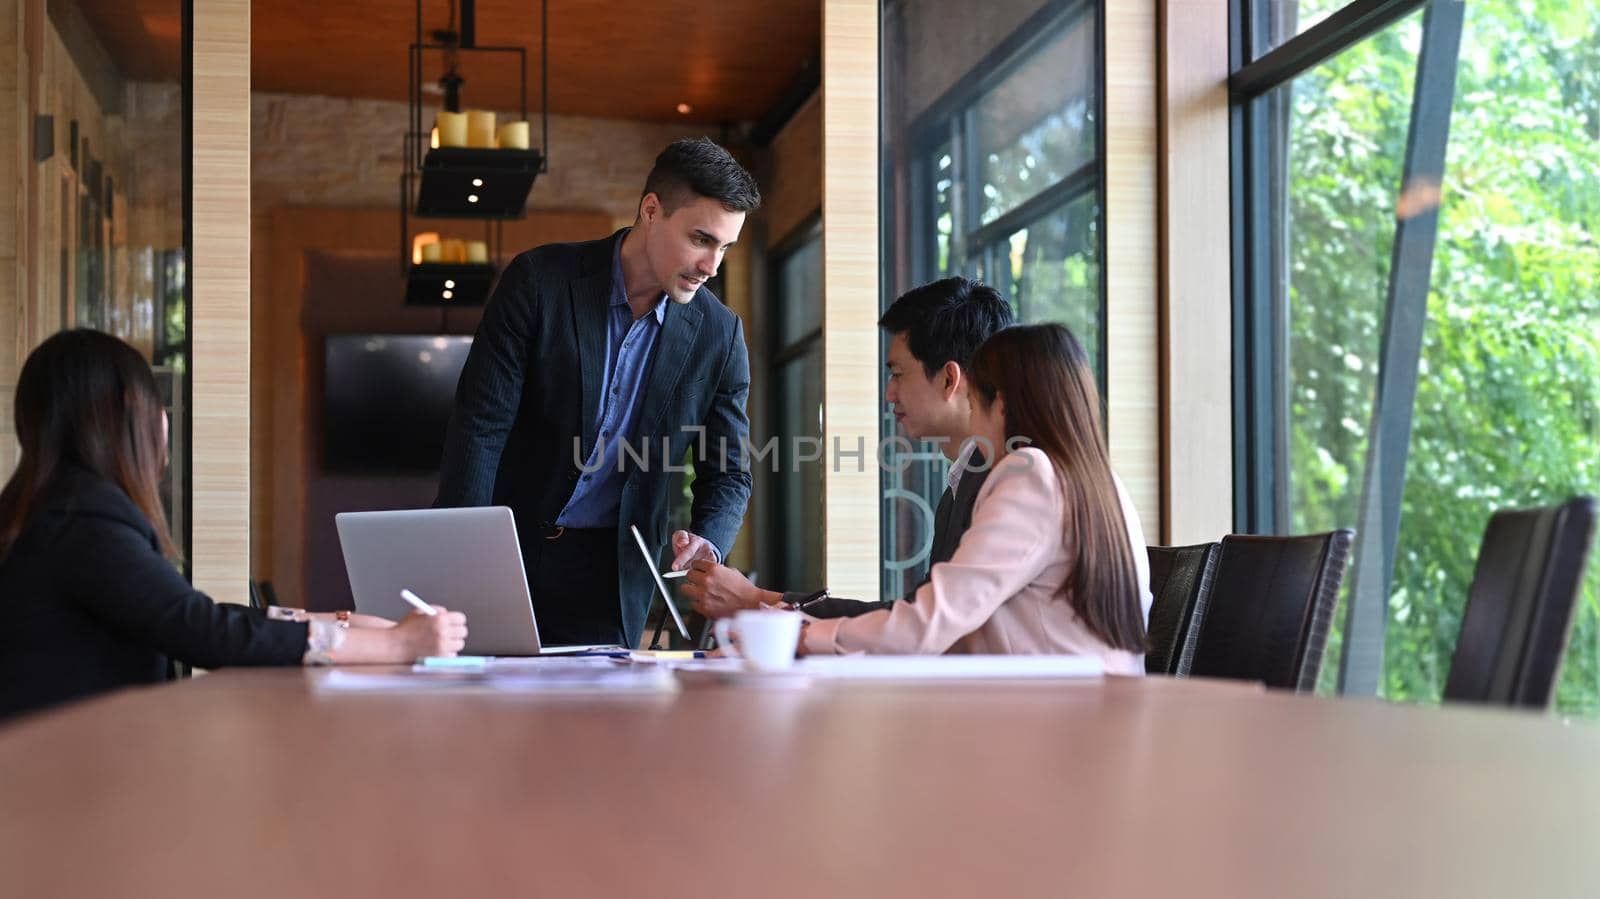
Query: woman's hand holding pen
317 606 468 664
393 607 469 659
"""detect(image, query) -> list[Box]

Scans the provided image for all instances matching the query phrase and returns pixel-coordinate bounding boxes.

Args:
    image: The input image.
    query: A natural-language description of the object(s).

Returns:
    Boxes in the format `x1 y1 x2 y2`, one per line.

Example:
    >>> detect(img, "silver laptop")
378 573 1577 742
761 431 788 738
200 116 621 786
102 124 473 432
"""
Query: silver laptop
335 506 621 656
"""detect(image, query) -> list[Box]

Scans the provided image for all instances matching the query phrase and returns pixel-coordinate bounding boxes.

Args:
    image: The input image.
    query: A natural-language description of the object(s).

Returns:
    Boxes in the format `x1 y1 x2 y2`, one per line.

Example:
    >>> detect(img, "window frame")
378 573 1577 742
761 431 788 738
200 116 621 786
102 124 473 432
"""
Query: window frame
883 0 1109 600
765 217 825 591
1229 0 1466 693
905 0 1106 364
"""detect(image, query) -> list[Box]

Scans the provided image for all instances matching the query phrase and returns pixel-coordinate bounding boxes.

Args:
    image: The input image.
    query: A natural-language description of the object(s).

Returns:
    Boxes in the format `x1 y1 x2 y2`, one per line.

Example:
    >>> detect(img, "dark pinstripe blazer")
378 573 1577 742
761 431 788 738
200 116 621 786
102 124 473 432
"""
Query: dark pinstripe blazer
435 230 752 645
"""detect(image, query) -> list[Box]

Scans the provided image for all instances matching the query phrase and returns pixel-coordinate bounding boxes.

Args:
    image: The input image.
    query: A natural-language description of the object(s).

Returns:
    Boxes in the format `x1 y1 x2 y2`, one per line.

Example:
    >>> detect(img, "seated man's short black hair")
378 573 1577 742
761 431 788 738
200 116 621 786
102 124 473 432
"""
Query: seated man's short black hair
878 277 1014 378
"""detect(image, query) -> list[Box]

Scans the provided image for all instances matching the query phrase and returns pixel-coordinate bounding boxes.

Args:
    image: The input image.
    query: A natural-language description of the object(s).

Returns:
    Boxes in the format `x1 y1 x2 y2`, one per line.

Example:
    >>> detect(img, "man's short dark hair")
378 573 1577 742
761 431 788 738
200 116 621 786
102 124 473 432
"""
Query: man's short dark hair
642 138 761 216
878 277 1015 379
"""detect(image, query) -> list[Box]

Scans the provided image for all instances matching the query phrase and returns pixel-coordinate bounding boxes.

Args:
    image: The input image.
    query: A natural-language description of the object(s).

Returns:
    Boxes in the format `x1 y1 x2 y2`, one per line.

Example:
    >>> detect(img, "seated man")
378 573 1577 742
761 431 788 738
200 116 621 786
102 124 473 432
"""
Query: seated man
681 277 1012 619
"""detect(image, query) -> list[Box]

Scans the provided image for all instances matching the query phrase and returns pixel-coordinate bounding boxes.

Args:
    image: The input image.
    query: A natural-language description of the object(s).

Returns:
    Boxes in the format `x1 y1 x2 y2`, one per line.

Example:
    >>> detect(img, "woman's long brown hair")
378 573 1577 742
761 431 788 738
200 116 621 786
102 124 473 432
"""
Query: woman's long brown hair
0 329 176 559
967 324 1145 652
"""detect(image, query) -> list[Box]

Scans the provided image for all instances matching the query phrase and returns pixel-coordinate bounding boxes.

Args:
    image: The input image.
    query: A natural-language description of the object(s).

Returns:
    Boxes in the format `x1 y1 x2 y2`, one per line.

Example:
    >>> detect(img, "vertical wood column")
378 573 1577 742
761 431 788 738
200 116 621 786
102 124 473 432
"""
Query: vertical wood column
821 0 880 597
0 0 24 474
191 0 251 603
1159 0 1233 544
1105 1 1163 540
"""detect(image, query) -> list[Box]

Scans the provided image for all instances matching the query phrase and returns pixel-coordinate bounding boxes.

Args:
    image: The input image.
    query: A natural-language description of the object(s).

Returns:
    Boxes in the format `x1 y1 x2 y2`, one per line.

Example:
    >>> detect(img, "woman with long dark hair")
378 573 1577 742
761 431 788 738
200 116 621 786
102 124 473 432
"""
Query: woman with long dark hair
0 330 467 720
801 323 1150 671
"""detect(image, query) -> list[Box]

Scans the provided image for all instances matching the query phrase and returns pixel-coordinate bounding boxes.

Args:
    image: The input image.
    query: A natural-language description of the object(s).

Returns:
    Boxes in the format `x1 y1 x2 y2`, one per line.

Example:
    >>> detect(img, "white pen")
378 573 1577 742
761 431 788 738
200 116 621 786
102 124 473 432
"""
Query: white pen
662 570 688 580
400 588 439 616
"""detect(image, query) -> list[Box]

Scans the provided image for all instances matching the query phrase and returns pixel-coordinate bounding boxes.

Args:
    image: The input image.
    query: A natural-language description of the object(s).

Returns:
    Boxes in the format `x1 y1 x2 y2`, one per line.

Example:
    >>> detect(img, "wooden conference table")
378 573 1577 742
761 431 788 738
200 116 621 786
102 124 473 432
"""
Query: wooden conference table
0 667 1596 898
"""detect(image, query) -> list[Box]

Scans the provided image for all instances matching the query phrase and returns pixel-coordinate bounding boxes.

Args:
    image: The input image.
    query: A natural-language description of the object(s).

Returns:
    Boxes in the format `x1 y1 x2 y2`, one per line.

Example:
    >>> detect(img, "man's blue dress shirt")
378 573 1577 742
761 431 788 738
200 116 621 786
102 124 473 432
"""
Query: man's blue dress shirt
556 236 666 528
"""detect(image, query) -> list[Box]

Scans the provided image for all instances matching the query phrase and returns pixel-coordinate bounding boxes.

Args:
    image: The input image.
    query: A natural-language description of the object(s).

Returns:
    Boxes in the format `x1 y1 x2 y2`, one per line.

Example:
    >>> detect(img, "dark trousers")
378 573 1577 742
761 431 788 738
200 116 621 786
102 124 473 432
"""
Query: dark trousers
523 526 626 646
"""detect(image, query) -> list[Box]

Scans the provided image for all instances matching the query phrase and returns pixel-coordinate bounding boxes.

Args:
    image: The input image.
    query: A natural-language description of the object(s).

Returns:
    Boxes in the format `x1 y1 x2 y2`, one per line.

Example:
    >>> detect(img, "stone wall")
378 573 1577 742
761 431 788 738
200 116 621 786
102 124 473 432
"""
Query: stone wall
251 92 712 228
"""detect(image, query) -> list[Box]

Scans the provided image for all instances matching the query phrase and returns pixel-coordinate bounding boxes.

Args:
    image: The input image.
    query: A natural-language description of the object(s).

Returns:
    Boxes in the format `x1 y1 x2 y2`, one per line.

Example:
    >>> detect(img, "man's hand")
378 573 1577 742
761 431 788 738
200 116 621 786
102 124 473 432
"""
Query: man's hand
681 560 766 619
669 530 719 570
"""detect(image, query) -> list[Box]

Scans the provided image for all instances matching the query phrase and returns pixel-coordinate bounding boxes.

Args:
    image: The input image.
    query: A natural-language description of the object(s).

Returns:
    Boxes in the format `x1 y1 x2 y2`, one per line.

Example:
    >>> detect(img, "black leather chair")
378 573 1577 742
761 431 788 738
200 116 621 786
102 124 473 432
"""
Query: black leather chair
247 581 283 611
1145 542 1220 675
1443 497 1598 708
1189 529 1355 691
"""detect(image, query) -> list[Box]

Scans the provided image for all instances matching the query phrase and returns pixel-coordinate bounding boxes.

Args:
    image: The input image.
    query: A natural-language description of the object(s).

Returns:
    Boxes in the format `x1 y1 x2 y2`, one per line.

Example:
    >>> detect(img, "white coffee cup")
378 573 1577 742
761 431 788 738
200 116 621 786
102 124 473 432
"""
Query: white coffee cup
714 609 803 671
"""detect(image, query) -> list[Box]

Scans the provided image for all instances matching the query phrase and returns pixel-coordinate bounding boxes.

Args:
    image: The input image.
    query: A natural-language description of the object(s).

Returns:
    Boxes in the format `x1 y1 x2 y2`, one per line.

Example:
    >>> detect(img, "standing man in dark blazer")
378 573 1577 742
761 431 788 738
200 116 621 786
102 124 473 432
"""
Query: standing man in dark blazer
436 138 758 648
681 277 1013 620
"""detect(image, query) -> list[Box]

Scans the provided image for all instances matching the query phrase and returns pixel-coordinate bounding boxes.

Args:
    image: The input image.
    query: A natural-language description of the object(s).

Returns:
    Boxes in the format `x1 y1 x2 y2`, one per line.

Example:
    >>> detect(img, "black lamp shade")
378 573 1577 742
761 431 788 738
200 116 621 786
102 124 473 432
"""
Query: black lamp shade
406 263 497 306
415 147 543 219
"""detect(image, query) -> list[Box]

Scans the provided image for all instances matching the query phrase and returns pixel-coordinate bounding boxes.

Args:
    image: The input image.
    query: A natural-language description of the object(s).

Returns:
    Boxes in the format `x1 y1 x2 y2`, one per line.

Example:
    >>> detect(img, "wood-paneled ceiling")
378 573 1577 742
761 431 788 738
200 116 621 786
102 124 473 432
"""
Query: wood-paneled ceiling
75 0 820 124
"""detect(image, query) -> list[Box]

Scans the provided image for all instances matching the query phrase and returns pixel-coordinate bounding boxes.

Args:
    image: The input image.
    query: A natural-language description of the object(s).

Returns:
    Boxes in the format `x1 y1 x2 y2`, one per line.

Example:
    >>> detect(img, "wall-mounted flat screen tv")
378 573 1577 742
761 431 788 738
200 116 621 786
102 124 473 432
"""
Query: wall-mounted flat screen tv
323 334 472 472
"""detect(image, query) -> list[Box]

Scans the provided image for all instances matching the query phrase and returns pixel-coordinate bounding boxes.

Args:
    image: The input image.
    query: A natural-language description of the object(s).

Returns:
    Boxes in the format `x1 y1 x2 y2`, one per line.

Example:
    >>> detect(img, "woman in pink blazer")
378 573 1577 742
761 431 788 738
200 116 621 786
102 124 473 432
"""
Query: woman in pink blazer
802 324 1151 673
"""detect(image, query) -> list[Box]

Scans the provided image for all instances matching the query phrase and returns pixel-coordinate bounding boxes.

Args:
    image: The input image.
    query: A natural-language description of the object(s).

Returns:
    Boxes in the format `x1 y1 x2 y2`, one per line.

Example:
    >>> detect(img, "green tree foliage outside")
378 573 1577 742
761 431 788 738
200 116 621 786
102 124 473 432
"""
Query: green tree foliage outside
1281 3 1600 709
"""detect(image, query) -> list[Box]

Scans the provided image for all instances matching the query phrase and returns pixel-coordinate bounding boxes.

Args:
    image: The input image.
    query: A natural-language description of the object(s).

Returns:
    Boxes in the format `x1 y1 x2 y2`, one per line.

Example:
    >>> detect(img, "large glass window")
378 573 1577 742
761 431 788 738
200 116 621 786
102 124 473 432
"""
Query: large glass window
1386 1 1600 709
917 4 1100 349
1235 0 1600 711
1249 0 1383 59
1262 11 1424 693
882 0 1104 598
767 226 824 591
4 3 192 561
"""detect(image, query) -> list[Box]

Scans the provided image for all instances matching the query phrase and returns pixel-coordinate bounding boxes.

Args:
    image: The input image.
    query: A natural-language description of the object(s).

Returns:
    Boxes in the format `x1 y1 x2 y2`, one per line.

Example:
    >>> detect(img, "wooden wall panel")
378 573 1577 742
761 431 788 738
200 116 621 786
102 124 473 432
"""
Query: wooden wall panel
191 0 251 604
820 0 879 598
1104 0 1162 541
718 233 756 575
1160 0 1232 544
0 0 21 476
248 209 273 580
762 90 821 249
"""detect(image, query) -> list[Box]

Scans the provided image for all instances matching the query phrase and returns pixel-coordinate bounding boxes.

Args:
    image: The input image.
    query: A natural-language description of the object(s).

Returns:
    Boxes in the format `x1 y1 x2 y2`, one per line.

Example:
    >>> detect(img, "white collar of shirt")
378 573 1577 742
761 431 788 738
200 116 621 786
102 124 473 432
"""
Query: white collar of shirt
946 438 979 494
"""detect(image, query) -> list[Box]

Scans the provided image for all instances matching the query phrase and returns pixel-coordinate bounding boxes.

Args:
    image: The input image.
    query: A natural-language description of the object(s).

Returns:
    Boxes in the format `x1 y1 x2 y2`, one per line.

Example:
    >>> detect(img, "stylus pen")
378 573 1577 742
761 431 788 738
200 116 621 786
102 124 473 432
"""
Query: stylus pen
400 588 439 616
662 570 688 579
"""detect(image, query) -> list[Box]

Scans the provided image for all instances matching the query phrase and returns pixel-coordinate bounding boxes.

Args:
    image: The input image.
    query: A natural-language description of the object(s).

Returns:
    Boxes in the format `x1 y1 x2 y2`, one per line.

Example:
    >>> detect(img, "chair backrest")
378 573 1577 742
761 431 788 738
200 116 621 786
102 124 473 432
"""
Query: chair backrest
1189 530 1354 691
1443 497 1598 709
247 580 282 611
1145 542 1220 675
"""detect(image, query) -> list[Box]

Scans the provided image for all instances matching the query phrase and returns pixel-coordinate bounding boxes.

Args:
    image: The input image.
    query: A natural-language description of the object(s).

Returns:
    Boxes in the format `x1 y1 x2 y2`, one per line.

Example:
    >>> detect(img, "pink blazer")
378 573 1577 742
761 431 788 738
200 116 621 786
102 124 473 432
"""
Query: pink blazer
802 447 1152 674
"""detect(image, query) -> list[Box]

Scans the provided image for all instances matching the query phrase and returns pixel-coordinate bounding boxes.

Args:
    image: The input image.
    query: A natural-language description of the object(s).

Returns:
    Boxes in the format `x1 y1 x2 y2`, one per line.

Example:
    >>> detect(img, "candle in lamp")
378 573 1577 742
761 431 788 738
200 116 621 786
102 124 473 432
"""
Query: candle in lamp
466 241 489 264
420 242 443 264
467 110 497 148
497 121 530 150
436 111 468 148
412 232 441 264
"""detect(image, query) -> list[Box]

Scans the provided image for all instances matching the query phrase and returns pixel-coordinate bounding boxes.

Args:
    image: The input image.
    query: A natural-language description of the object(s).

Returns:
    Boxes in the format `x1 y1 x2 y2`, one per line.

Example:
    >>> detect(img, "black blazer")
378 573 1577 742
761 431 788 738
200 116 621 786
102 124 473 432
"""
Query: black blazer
792 455 991 618
0 466 307 721
436 230 753 645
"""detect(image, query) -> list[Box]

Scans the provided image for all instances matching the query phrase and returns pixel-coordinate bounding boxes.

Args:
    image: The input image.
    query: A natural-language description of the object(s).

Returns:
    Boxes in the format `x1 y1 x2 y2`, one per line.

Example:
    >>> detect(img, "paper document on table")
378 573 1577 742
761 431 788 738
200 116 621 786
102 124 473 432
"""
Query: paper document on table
626 650 708 663
314 661 677 694
429 657 627 671
792 654 1104 680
